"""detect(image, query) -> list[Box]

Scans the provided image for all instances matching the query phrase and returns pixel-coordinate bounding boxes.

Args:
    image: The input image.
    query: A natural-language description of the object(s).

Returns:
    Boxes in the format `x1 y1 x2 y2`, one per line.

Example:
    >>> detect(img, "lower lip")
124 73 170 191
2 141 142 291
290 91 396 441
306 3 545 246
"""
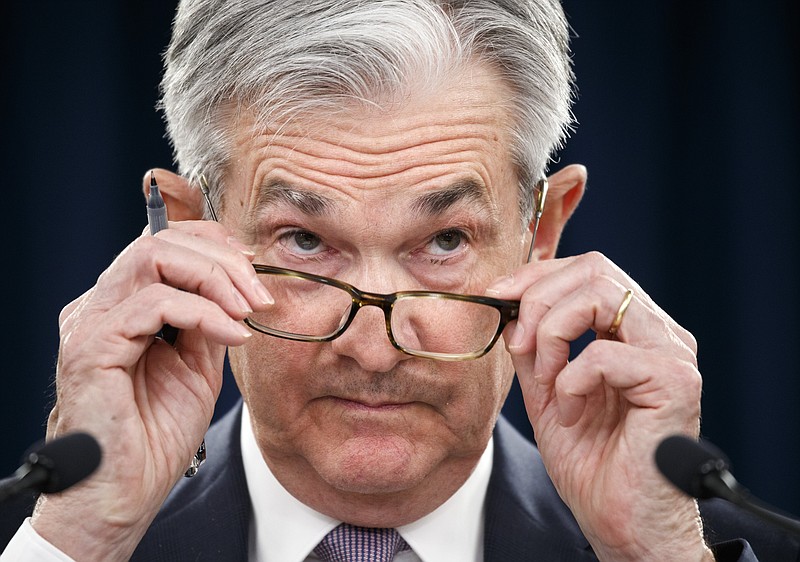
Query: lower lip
330 397 413 412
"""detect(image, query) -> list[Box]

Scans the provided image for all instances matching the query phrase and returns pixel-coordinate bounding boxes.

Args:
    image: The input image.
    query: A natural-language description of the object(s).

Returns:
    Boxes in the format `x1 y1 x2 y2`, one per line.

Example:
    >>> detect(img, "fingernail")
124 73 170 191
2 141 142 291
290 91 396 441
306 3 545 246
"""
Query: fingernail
509 322 526 349
486 274 515 296
253 278 274 305
236 323 253 338
532 352 543 382
233 288 253 314
228 236 255 257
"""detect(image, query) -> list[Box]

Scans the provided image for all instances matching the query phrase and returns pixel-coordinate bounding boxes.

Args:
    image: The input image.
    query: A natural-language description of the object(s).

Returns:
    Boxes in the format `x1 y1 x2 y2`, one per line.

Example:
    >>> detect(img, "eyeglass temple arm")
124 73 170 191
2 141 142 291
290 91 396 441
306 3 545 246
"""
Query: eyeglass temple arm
198 174 219 222
526 178 549 263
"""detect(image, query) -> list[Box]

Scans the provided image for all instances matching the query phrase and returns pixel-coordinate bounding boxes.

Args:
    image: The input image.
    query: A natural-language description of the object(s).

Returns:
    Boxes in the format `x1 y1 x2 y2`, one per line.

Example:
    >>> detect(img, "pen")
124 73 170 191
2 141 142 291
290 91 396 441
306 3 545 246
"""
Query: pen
147 171 179 345
147 171 168 235
146 170 206 477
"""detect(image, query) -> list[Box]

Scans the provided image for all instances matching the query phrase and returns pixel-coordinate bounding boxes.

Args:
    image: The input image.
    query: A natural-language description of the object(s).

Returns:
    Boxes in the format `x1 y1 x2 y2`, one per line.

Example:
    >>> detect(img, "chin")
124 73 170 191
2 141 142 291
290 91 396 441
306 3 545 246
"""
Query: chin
315 434 433 495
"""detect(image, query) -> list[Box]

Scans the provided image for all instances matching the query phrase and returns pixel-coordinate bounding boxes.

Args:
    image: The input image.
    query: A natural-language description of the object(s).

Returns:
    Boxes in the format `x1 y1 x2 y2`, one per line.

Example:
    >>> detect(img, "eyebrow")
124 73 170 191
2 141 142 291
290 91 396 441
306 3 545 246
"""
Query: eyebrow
409 179 493 217
253 180 336 216
249 177 493 225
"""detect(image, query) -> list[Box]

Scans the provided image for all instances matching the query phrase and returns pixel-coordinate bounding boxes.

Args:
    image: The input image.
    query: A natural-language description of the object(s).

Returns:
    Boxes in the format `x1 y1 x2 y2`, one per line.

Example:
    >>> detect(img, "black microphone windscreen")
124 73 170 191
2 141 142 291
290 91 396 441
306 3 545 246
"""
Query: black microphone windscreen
28 433 102 493
655 434 730 499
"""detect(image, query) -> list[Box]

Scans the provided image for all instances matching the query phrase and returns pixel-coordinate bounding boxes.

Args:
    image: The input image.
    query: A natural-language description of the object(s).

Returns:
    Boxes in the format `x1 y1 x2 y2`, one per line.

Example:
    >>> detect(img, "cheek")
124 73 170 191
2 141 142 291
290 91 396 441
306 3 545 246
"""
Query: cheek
483 350 516 414
228 339 318 434
440 348 516 443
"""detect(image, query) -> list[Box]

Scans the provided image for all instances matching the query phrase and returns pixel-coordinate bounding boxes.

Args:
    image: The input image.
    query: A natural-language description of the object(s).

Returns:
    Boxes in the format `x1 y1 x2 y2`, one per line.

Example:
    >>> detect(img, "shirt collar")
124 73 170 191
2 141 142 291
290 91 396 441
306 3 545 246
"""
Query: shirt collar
240 403 492 562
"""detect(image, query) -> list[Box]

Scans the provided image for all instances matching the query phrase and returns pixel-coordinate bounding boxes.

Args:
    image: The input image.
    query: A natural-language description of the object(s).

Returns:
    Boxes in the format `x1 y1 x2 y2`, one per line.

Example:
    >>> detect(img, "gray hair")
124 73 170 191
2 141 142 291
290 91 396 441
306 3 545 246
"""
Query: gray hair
160 0 574 224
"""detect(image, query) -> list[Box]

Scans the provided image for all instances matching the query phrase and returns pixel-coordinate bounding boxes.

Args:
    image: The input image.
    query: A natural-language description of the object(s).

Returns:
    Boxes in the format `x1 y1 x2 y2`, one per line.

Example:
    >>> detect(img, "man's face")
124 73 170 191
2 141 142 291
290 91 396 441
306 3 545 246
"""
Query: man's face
223 65 529 524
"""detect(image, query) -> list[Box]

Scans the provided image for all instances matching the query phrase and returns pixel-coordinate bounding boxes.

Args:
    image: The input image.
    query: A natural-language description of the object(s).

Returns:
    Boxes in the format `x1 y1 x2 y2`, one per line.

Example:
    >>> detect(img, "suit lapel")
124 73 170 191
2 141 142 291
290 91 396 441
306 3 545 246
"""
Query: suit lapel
484 417 596 561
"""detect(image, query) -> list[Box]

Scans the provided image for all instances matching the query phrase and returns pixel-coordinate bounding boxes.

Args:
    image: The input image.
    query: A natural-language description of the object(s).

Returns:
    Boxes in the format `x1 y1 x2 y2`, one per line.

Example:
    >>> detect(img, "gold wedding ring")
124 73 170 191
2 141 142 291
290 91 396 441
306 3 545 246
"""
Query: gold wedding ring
608 289 634 336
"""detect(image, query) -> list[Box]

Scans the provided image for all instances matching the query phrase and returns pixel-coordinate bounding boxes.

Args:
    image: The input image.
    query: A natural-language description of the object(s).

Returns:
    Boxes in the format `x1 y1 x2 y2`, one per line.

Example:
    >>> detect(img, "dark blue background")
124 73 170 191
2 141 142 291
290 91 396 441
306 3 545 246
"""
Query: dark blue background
2 1 798 519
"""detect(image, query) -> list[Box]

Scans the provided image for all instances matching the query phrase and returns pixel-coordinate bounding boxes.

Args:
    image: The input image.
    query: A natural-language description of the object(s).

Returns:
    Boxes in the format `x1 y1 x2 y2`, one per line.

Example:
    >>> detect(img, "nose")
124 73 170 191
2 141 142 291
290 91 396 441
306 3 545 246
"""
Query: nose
330 303 409 372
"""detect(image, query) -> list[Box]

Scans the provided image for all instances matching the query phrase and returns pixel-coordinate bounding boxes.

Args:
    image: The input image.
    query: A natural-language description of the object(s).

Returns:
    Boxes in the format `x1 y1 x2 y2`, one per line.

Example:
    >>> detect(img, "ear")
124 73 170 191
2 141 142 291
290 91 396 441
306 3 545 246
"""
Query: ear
142 168 205 221
528 164 587 260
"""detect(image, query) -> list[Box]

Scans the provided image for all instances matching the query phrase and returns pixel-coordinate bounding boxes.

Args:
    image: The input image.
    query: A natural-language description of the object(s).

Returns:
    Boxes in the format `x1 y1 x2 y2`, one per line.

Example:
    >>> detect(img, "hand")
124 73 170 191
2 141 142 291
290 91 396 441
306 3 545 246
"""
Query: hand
31 219 271 561
488 252 714 561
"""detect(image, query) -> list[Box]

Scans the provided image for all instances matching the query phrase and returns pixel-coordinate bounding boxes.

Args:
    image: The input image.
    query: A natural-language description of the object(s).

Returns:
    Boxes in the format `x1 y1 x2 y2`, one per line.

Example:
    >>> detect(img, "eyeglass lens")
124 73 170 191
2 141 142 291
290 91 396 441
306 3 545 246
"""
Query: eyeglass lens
246 273 502 356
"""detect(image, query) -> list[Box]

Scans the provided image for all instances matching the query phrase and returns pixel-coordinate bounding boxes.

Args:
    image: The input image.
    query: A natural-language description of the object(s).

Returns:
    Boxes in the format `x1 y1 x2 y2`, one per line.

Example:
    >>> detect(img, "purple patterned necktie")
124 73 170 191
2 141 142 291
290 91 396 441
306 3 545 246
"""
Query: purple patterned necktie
313 523 411 562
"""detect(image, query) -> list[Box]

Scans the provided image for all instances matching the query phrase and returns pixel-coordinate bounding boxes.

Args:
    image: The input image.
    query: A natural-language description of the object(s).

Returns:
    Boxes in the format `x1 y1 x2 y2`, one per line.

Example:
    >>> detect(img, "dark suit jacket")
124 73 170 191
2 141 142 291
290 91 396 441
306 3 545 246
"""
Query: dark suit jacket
2 402 799 560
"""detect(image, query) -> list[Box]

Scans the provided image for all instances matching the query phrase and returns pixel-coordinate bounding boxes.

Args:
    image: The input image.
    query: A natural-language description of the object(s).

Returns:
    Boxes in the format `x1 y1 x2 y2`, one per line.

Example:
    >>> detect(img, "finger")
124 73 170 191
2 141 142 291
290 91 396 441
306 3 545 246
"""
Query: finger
107 284 253 351
62 284 250 365
527 275 696 387
59 285 250 399
553 339 702 428
153 219 255 263
155 226 272 309
495 254 634 358
486 253 589 301
490 252 697 355
137 219 271 308
92 235 267 321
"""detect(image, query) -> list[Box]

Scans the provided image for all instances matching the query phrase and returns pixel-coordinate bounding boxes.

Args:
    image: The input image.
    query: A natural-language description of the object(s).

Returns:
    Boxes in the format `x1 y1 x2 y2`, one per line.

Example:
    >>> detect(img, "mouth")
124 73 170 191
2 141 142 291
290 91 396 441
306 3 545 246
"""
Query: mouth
328 396 416 412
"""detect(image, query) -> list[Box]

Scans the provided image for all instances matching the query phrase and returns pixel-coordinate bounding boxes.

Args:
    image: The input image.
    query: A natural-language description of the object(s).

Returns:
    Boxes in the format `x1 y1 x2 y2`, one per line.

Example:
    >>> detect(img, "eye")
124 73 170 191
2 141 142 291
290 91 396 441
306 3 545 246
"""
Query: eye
428 230 465 255
280 230 326 255
294 232 320 251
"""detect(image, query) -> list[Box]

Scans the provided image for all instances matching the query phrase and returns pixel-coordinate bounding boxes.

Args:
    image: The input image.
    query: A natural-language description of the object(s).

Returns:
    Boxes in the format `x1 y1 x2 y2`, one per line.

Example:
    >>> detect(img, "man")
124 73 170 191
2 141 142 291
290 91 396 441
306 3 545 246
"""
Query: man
1 0 798 560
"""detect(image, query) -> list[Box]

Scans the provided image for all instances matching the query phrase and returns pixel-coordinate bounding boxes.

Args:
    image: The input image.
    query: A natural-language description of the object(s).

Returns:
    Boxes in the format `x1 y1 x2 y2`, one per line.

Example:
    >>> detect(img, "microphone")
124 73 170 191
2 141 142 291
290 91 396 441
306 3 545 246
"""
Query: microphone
655 434 800 536
0 432 102 504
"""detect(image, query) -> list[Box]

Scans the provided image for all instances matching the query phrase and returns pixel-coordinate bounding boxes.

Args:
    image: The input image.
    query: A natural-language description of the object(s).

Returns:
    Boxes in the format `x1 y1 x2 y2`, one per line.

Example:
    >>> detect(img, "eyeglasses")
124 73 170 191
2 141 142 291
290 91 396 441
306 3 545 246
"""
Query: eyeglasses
246 263 519 361
197 175 547 361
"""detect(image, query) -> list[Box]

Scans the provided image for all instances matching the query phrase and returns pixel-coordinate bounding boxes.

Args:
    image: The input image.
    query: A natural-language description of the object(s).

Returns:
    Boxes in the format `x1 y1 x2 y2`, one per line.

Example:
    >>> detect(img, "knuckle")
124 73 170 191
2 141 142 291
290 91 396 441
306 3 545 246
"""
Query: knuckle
682 328 699 356
581 339 610 363
535 308 559 339
58 292 87 327
132 233 162 254
139 282 177 304
582 250 610 271
179 218 228 240
588 275 621 304
107 236 162 275
519 295 549 326
58 329 78 360
671 358 703 391
674 334 698 367
206 220 229 238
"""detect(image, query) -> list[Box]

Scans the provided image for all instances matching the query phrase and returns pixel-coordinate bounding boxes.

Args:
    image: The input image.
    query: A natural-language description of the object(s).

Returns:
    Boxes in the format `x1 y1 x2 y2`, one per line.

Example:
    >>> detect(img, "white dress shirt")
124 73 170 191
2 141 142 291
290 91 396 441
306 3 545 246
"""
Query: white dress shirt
1 405 493 562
